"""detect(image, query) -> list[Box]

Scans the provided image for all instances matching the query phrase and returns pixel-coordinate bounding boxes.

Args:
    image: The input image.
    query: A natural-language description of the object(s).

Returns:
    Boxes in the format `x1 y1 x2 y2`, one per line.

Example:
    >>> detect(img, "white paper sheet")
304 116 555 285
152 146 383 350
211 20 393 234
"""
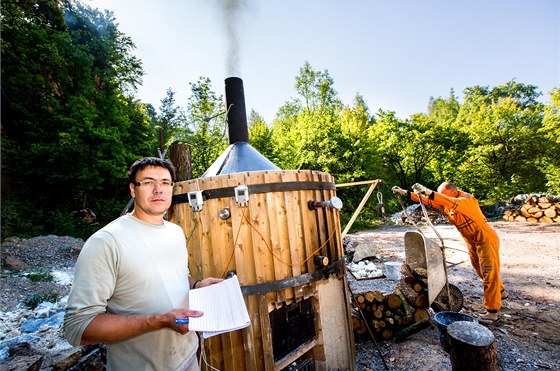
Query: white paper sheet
188 275 251 338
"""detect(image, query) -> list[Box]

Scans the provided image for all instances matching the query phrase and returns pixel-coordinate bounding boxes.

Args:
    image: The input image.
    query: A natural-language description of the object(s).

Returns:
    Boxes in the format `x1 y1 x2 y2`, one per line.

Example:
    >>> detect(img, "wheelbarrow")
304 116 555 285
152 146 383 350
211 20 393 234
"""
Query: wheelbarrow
403 224 463 312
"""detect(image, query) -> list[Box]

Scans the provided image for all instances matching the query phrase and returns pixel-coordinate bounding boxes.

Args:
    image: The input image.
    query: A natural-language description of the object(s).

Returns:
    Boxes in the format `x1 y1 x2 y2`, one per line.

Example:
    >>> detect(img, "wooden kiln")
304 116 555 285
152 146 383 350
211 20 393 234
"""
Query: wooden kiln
168 78 355 371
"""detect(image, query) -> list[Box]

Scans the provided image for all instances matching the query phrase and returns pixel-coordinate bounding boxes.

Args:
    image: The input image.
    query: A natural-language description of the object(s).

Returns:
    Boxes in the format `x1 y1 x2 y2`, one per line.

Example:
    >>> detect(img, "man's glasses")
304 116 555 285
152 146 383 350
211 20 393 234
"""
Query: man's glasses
134 180 175 188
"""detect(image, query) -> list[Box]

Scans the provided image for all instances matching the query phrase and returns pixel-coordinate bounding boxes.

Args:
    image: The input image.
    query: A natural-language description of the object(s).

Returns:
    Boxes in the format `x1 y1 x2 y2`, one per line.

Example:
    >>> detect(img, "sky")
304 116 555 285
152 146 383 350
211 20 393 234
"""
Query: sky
88 0 559 122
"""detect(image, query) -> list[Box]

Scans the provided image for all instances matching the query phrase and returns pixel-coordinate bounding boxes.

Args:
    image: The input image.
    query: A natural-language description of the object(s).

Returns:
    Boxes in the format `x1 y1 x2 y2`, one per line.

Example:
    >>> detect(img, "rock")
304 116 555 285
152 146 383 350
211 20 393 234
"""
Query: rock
0 334 42 350
353 242 380 262
43 347 82 370
0 354 43 371
3 255 29 270
21 311 65 333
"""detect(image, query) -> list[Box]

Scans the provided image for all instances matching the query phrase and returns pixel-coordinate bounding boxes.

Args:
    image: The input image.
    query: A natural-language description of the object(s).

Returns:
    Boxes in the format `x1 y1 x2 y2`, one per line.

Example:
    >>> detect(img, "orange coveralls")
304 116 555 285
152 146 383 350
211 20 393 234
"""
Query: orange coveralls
409 190 504 312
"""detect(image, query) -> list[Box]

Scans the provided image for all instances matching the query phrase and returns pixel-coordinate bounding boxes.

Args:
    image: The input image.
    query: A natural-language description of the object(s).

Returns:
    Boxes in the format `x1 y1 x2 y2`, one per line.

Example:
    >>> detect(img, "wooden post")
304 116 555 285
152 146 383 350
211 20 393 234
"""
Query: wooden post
169 141 192 181
447 321 498 371
337 180 380 239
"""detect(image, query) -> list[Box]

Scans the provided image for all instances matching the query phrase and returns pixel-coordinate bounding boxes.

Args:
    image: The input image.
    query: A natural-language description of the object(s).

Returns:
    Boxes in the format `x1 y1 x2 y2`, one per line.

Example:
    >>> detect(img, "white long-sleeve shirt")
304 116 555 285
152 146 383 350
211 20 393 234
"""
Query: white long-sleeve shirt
64 214 197 370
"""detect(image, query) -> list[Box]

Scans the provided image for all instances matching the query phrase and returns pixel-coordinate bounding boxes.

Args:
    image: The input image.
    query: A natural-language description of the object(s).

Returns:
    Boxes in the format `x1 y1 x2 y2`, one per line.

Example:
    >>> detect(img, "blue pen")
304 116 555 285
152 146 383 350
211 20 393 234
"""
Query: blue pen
175 318 189 324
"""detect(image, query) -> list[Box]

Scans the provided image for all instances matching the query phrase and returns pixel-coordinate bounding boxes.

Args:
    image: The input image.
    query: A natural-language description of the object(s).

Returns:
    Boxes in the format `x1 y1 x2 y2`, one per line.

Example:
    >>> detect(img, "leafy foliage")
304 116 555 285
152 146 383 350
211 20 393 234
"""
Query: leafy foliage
1 2 558 238
1 1 155 238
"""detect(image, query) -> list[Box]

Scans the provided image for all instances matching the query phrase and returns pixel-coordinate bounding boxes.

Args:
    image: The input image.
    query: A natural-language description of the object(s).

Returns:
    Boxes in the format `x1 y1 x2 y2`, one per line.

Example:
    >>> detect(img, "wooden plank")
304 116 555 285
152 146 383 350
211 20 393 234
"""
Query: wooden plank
274 339 318 371
281 170 302 302
341 180 379 239
300 170 320 274
268 171 289 305
336 179 380 187
258 294 274 370
240 295 260 370
247 171 274 287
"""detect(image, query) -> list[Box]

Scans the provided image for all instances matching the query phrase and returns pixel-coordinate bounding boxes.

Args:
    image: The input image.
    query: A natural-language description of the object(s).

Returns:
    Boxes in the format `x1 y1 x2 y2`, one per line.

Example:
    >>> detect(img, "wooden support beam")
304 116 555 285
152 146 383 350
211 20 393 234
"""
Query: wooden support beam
339 179 381 239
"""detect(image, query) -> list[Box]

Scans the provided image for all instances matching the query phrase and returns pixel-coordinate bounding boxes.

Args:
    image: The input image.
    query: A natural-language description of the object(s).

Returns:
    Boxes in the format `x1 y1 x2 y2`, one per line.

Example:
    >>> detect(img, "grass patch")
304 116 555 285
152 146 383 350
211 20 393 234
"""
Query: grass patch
10 268 54 282
25 292 61 310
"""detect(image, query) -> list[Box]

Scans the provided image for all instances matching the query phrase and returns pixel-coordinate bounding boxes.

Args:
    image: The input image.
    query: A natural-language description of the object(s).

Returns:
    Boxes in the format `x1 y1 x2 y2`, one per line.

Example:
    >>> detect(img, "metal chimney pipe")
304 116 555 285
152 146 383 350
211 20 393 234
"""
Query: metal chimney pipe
225 77 249 144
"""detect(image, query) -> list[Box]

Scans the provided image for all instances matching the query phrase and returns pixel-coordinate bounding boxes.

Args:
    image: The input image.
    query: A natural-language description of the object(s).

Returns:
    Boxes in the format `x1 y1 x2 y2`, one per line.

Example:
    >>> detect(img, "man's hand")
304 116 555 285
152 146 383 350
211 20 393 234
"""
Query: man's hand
412 183 432 196
391 186 407 196
168 308 204 335
197 277 223 288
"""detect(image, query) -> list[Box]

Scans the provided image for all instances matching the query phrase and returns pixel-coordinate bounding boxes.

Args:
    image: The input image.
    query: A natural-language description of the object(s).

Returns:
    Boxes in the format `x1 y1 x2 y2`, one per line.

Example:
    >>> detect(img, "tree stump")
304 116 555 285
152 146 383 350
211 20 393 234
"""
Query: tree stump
447 321 498 371
169 141 192 181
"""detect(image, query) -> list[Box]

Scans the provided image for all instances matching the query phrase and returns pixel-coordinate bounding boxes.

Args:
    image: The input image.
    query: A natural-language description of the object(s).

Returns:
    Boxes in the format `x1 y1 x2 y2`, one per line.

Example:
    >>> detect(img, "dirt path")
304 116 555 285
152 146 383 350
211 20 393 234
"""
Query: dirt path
348 222 560 370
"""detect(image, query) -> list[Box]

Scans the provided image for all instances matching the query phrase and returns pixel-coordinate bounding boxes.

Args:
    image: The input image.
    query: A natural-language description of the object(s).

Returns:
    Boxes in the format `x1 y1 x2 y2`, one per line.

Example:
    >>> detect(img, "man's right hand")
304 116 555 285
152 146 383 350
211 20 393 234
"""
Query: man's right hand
391 186 407 196
167 308 204 335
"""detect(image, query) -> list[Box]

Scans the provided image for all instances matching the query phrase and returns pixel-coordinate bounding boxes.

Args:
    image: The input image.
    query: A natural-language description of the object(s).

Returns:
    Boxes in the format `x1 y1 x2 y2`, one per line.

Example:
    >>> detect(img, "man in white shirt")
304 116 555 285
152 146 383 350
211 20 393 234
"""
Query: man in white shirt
64 157 221 370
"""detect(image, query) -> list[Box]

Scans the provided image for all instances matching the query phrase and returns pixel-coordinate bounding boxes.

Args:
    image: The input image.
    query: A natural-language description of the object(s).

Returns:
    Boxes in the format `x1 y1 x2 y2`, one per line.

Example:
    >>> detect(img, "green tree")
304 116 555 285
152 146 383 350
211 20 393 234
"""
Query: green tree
182 77 226 177
248 110 276 164
371 111 423 188
153 88 185 150
539 88 560 193
425 91 470 183
1 1 153 238
272 62 343 171
456 81 546 201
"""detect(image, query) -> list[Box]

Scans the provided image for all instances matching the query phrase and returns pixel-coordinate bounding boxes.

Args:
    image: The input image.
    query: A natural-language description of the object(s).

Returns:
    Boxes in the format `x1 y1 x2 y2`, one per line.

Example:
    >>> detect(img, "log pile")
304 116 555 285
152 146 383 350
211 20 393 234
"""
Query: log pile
503 195 560 223
351 263 431 340
397 205 449 225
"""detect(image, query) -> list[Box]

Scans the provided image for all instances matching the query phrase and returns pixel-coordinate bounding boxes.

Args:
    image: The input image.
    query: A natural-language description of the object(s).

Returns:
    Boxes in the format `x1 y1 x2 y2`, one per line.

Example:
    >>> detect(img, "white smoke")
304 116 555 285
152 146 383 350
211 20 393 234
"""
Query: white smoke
216 0 249 77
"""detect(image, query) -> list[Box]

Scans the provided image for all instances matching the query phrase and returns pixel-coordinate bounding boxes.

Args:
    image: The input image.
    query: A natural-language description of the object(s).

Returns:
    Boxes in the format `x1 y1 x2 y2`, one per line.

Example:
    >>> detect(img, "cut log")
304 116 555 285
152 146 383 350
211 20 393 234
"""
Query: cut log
395 288 413 322
520 207 531 218
538 202 552 209
447 321 498 371
527 217 538 223
382 329 394 340
352 310 365 333
394 319 432 342
401 263 415 278
540 216 554 223
414 293 428 308
531 211 543 218
413 267 428 278
386 293 403 309
397 281 420 305
372 291 385 303
413 308 430 323
412 282 424 292
544 207 557 218
527 206 541 214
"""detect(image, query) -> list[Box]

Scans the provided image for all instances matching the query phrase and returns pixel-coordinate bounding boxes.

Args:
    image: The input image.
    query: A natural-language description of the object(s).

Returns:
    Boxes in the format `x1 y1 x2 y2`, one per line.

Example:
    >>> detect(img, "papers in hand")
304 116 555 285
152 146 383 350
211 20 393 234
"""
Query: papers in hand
188 275 251 339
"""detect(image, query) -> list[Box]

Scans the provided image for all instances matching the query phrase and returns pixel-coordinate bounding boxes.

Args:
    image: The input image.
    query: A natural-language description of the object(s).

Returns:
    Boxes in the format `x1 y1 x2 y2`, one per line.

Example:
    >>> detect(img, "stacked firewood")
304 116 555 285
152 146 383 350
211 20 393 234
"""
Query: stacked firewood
351 263 431 340
398 205 449 225
503 195 560 223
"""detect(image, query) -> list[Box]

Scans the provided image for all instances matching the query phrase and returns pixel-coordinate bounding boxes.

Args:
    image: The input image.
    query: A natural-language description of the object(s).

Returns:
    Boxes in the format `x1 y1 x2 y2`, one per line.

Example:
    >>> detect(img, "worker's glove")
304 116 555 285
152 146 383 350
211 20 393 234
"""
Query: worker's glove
412 183 432 196
391 186 407 196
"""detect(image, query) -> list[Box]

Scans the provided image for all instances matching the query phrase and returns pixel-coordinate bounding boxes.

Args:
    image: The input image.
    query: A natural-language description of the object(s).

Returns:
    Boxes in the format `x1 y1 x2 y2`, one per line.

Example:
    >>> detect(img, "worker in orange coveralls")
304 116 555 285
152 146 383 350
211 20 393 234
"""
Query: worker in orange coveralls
392 181 507 324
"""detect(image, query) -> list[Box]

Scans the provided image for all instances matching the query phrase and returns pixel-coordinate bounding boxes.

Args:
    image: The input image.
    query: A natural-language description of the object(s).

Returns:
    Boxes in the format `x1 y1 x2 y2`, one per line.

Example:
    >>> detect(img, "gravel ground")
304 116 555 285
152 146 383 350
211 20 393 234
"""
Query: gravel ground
1 225 559 370
347 222 560 371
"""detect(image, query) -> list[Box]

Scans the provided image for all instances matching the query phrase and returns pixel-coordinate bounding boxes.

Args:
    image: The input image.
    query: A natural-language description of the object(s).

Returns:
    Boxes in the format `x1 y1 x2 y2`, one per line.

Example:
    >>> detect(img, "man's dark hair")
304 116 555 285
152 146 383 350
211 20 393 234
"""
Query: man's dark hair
127 157 177 183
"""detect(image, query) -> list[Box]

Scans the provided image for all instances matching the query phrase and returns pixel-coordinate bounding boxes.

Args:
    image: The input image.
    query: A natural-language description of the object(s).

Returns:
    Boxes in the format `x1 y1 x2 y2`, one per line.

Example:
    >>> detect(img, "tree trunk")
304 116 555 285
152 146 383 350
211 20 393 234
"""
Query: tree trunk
169 141 192 181
447 321 498 371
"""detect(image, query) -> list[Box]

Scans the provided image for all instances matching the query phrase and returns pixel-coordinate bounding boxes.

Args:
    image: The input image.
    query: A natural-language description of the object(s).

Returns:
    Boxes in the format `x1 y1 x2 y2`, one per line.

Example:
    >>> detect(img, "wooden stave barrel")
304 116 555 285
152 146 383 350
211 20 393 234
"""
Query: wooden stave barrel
169 169 348 370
